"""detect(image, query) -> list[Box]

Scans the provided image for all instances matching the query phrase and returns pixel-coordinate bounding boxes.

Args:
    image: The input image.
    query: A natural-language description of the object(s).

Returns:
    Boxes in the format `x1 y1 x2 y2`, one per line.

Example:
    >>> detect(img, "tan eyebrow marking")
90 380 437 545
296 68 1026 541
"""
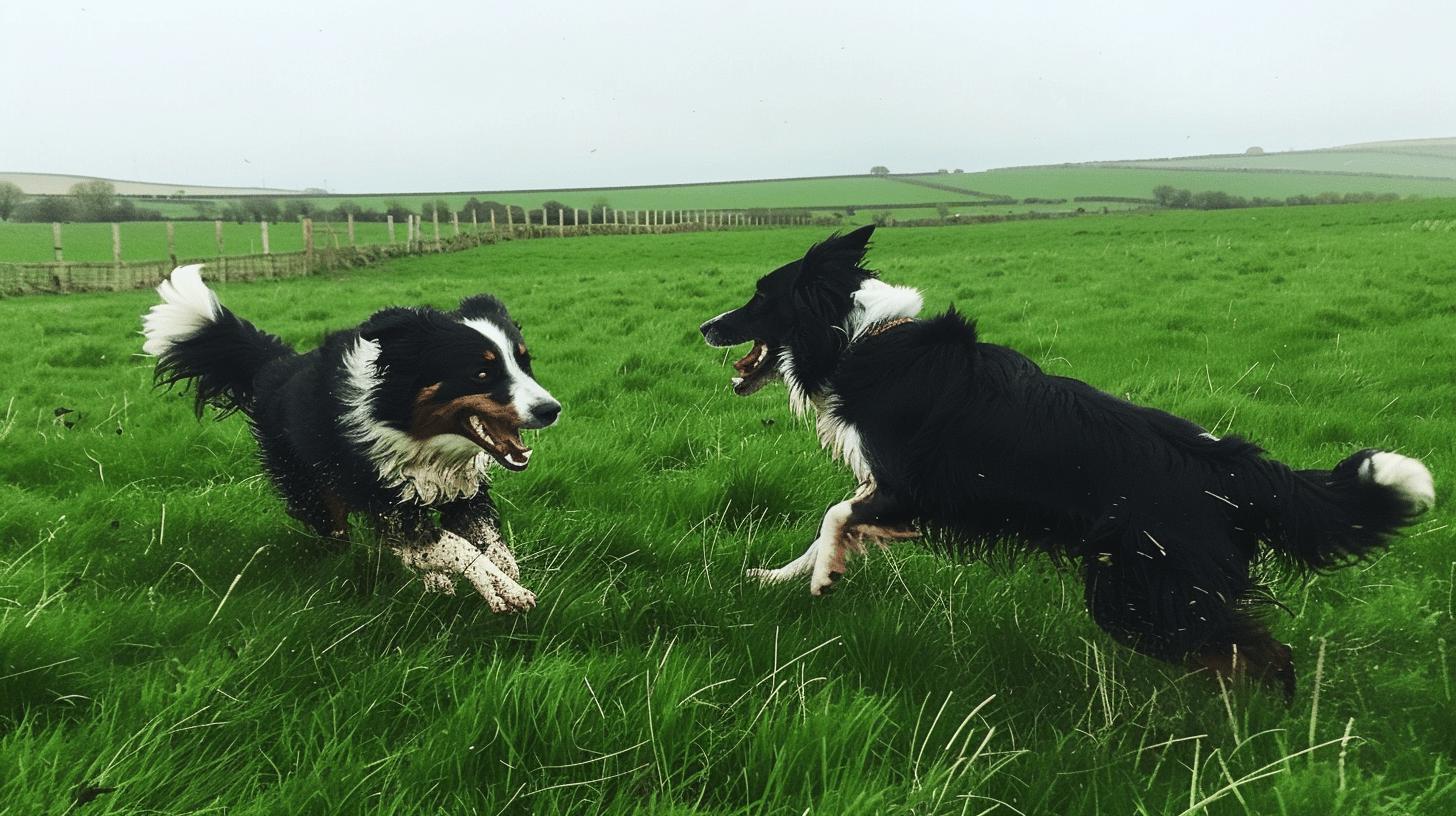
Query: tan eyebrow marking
482 350 497 362
516 343 527 357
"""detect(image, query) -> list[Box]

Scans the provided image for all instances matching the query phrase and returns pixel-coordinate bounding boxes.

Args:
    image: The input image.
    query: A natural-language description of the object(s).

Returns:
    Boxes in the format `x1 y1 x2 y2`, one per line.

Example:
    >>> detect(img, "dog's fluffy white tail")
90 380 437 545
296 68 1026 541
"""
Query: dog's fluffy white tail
142 265 220 357
1361 451 1436 513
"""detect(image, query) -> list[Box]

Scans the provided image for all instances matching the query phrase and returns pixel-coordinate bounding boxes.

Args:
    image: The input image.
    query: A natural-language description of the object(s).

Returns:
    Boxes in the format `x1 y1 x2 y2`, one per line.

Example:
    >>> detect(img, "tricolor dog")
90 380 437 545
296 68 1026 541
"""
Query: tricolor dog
142 266 559 611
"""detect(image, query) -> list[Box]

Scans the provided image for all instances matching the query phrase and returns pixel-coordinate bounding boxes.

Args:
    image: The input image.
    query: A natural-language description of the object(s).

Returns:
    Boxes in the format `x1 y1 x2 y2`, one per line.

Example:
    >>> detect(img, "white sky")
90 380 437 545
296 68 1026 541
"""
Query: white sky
2 0 1453 192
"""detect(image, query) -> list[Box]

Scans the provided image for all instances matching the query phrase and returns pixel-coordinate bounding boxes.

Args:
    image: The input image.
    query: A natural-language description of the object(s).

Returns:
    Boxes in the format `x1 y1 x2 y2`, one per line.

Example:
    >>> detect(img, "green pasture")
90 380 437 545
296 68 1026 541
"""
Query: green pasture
0 220 404 264
1109 150 1456 179
2 200 1455 813
903 167 1456 200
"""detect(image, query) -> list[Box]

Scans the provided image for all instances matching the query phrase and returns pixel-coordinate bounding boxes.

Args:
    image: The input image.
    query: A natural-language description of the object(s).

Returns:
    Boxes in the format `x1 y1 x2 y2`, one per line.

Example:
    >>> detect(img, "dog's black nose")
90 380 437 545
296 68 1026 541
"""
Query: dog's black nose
531 401 561 428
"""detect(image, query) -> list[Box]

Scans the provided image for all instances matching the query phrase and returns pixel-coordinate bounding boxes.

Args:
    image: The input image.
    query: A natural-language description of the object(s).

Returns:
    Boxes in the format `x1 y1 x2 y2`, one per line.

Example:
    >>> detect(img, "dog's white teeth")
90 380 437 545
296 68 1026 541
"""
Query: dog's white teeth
484 435 495 446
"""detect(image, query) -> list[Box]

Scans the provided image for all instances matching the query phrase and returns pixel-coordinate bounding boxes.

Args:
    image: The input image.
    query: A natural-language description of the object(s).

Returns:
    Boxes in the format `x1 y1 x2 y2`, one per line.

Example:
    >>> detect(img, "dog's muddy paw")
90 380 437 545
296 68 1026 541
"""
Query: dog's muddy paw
495 586 536 613
421 572 456 595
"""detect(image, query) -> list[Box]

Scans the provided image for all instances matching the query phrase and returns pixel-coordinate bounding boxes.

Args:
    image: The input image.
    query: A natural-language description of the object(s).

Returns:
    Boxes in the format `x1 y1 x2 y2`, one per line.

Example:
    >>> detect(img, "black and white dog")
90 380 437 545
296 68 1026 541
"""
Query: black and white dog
142 265 560 612
700 225 1435 696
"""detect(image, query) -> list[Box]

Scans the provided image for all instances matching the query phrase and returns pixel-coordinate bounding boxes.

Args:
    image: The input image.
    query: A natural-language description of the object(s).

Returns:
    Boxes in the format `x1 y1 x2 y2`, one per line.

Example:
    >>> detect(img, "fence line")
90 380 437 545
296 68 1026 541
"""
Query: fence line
0 210 816 296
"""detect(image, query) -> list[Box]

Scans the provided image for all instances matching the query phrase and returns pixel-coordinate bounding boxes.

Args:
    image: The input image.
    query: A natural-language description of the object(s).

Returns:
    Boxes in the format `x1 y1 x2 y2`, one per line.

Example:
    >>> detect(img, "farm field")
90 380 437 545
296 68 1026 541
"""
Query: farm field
2 200 1455 813
1108 151 1456 179
901 167 1456 200
0 220 399 264
1104 138 1456 179
120 163 1456 229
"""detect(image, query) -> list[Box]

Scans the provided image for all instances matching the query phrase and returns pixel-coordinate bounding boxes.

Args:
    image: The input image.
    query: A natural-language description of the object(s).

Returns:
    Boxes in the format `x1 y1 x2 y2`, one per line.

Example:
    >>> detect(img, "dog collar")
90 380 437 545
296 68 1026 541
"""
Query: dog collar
862 317 915 338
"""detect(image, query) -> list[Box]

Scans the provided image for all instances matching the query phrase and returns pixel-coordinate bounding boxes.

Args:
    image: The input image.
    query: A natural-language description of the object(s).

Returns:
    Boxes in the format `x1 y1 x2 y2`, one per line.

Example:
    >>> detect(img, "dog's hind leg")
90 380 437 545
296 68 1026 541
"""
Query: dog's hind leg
1189 614 1296 704
1083 544 1294 701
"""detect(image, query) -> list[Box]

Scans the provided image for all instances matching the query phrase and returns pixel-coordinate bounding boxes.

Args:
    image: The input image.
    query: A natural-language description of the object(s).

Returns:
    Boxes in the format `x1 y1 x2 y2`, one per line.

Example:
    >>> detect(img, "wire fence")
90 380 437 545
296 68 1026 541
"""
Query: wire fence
0 208 807 296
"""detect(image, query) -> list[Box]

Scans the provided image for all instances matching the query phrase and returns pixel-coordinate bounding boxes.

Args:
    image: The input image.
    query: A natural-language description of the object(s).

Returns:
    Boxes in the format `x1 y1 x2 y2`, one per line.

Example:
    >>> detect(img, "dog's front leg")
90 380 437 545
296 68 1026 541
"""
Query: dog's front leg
384 510 535 613
395 531 535 613
441 491 521 582
747 540 819 585
788 486 919 597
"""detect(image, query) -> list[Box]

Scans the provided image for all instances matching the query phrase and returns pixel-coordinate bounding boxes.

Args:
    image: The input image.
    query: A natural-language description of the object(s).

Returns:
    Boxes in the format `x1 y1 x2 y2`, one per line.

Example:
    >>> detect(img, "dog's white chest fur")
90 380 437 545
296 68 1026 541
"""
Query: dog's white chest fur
339 338 490 504
816 405 871 483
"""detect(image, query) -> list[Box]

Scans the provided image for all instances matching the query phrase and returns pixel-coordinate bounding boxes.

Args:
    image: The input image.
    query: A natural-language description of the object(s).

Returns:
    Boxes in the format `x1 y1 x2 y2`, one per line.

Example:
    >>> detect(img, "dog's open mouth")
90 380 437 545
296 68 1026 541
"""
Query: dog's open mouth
458 412 533 471
731 341 780 396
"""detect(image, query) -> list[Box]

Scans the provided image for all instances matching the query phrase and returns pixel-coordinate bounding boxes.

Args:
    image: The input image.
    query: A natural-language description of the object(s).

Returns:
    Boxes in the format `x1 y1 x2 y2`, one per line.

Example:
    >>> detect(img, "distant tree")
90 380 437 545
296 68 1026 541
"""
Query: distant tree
303 187 328 194
18 196 75 222
0 181 23 221
190 200 218 219
1245 146 1265 155
239 196 281 222
70 180 117 221
952 168 964 174
542 200 574 223
384 201 415 222
870 166 890 176
281 199 317 221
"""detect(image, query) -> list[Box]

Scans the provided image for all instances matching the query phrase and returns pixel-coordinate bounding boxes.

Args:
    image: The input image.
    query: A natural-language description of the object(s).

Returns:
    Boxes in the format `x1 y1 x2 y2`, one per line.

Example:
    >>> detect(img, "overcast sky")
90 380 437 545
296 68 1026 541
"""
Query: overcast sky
2 1 1452 193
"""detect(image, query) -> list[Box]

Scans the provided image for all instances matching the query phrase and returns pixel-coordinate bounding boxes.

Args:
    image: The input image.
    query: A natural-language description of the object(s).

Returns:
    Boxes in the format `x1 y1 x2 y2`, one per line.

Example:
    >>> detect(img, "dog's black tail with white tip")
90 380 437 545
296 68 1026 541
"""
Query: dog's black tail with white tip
141 265 295 418
1265 448 1435 570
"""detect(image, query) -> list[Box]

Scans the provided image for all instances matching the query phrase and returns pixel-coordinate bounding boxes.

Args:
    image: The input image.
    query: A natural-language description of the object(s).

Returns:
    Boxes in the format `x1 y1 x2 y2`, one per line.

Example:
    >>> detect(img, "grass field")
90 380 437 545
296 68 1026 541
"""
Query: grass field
0 220 404 264
1108 151 1456 180
3 200 1456 813
903 168 1456 200
1105 139 1456 180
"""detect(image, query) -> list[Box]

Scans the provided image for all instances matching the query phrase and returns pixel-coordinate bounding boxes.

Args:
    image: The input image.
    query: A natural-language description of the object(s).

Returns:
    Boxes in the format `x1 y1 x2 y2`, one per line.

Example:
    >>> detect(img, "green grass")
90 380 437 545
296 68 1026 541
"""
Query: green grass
237 176 969 218
1109 151 1456 179
902 167 1456 199
3 201 1456 813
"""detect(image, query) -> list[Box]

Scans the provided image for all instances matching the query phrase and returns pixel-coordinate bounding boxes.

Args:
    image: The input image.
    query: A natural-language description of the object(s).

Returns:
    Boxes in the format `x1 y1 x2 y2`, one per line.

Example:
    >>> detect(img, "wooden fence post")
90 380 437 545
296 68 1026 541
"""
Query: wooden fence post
387 214 396 243
452 211 460 237
490 210 497 233
347 212 356 246
303 218 314 269
432 208 441 251
558 208 565 237
574 208 581 231
166 222 177 267
112 223 122 266
471 208 479 233
214 220 224 255
52 222 63 262
261 221 271 255
506 207 515 234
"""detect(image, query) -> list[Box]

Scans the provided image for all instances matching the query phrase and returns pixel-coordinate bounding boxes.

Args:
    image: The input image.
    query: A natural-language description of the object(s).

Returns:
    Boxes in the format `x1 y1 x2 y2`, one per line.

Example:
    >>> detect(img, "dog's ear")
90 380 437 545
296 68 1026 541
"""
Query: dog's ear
359 307 431 344
800 225 875 282
458 293 510 323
